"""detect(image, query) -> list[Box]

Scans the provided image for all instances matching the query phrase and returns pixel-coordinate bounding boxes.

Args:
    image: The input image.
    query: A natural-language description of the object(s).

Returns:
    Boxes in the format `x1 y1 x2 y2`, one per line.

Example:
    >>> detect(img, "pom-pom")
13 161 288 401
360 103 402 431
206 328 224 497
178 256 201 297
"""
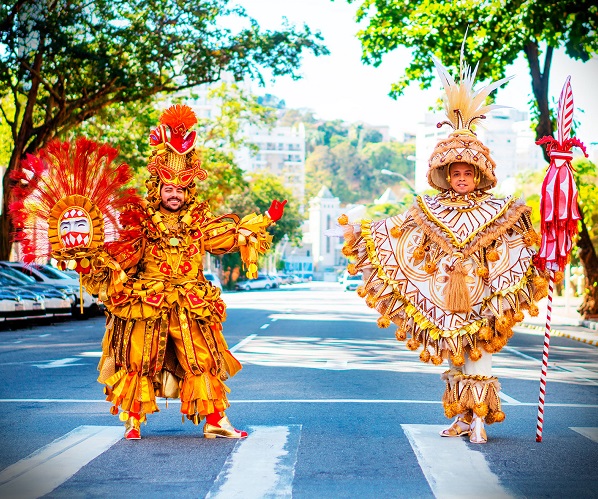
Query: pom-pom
159 104 198 131
366 296 377 308
492 410 505 423
377 316 391 328
341 245 354 257
424 261 438 274
513 310 524 322
413 246 426 260
529 304 539 317
496 315 511 332
395 328 407 341
478 325 493 341
337 214 349 226
110 406 119 415
474 403 489 417
406 338 420 351
476 266 489 278
390 225 402 238
450 353 465 366
487 248 500 262
469 348 482 361
431 355 444 366
356 286 367 298
347 264 358 276
491 337 506 352
444 402 461 419
419 349 431 363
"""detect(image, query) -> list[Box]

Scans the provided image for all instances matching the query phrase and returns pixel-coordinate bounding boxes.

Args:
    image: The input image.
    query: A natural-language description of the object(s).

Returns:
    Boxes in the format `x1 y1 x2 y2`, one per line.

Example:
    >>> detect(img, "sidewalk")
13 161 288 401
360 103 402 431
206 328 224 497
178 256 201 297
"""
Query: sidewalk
522 295 598 347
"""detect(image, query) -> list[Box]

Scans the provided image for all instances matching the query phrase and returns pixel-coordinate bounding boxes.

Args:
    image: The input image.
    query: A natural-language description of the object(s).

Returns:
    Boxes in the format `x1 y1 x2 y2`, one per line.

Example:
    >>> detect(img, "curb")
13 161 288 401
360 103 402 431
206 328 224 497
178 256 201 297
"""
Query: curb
521 322 598 347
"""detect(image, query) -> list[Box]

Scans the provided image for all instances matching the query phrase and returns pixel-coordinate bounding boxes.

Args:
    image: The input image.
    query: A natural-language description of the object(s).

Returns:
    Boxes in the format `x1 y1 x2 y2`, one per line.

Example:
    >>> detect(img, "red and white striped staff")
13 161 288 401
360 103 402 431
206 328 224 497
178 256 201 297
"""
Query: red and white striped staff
534 76 587 442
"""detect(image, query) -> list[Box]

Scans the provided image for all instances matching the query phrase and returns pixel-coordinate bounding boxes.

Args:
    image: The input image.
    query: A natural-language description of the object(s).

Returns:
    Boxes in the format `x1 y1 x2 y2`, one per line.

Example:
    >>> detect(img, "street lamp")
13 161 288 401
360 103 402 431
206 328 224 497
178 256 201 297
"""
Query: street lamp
379 169 417 195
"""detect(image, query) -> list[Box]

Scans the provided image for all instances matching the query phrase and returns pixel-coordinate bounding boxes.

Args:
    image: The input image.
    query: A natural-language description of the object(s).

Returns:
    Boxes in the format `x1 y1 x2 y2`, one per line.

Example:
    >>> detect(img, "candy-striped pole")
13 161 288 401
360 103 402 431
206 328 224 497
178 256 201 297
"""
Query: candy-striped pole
536 269 555 442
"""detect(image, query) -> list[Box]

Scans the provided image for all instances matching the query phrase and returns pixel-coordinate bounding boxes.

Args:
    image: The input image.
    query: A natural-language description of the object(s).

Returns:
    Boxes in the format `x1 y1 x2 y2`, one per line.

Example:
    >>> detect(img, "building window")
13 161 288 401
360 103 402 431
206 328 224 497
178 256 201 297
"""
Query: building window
326 236 330 253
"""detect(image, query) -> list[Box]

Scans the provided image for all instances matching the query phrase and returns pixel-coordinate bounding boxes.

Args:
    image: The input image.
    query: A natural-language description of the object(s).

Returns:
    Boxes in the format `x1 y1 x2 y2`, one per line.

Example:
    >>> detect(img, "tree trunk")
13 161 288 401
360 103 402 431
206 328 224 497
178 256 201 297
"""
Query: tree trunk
524 42 598 319
577 204 598 318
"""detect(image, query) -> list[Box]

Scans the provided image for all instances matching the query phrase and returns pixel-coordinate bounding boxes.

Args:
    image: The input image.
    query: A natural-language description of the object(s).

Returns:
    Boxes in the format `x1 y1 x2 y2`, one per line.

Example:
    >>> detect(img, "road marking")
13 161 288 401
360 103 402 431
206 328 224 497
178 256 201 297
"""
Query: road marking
78 351 102 357
271 317 278 322
229 334 257 353
32 358 83 369
0 425 122 499
260 323 270 329
402 424 514 499
207 425 301 499
499 392 521 404
38 334 50 338
570 427 598 443
0 398 597 408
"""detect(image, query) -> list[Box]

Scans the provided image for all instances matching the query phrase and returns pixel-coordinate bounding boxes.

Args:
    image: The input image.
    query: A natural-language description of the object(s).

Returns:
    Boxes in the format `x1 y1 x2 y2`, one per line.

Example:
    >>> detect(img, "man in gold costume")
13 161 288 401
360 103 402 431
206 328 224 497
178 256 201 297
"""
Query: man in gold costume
341 56 548 444
11 104 285 440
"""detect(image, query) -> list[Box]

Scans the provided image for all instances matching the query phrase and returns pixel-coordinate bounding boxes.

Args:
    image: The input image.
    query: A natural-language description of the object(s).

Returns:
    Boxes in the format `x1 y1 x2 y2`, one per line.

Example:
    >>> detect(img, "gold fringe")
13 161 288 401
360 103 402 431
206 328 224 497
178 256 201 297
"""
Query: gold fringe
443 261 472 312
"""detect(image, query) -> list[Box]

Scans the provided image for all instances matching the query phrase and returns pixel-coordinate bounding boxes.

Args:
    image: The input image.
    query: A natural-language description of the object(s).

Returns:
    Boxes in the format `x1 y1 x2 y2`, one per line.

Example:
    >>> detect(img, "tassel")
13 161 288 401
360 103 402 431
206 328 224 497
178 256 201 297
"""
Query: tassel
443 261 472 313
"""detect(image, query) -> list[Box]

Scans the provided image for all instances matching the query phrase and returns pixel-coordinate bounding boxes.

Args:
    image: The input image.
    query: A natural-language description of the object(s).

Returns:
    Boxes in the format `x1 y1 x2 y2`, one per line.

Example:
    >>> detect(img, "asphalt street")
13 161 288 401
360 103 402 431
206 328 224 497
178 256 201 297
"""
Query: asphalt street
0 282 597 498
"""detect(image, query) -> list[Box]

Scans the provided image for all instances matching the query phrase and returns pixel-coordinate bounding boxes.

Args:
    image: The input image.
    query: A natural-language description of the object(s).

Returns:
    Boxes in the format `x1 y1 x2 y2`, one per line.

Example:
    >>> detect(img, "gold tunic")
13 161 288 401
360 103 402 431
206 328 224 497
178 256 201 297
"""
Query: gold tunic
81 201 273 420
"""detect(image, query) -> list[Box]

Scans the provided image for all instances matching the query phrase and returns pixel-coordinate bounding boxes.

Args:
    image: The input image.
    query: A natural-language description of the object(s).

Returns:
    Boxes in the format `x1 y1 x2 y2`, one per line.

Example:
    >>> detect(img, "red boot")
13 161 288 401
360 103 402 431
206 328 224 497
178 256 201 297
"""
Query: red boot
124 412 141 440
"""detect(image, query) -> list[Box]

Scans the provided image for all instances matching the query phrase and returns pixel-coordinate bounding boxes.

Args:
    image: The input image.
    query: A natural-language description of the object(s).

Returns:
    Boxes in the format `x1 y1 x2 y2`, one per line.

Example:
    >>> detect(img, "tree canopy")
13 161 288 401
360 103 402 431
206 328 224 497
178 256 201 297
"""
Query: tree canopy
347 0 598 317
0 0 327 258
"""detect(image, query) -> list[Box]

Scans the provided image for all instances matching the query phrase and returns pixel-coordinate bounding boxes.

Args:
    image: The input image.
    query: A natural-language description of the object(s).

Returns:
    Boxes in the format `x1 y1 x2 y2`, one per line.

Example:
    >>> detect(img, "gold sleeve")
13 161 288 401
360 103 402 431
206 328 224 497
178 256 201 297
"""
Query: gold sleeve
203 212 274 278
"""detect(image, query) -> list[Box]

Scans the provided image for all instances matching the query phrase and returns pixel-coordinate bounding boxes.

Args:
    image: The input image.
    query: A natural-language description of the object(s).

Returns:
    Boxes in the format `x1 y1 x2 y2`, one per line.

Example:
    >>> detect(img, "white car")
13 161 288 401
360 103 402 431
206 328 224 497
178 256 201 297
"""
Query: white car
341 271 363 291
235 275 273 291
2 262 101 316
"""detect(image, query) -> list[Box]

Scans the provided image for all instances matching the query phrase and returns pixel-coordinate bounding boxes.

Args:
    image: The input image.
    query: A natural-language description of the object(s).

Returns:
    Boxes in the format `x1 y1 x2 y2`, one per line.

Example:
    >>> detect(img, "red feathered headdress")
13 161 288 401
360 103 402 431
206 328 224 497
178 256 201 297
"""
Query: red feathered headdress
9 137 141 264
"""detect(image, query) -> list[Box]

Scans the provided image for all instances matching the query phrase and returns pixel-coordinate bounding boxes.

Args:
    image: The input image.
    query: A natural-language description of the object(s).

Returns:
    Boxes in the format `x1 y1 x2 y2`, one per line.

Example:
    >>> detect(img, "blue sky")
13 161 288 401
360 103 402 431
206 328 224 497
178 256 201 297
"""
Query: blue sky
240 0 598 144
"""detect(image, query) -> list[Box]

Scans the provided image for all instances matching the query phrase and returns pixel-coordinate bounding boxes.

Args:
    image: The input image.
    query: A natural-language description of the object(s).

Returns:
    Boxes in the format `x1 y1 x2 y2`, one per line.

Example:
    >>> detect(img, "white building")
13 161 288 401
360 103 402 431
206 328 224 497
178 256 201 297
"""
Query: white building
415 109 547 192
236 123 307 206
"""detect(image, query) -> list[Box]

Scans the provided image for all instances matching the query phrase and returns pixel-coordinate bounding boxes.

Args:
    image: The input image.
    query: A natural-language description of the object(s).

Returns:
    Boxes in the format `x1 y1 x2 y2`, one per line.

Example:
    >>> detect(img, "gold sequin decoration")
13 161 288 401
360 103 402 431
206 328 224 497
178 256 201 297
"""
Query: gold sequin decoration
141 319 155 376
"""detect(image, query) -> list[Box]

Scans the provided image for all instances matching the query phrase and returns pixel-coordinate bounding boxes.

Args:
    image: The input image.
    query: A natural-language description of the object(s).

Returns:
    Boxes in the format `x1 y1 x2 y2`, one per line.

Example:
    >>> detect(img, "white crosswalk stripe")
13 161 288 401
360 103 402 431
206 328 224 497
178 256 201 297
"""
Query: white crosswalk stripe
402 424 514 498
207 425 301 499
0 425 122 499
570 427 598 443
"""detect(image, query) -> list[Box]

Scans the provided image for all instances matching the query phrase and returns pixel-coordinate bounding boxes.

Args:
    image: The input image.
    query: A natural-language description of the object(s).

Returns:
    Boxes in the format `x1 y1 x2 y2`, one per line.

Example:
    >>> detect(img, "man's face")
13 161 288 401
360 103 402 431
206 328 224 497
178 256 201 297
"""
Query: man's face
448 162 476 195
160 184 185 212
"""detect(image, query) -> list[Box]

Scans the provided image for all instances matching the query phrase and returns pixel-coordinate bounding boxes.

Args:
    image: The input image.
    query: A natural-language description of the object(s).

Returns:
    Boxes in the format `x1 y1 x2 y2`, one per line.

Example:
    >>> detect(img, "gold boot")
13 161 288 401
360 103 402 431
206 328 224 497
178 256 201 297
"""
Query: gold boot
124 416 141 440
203 414 248 439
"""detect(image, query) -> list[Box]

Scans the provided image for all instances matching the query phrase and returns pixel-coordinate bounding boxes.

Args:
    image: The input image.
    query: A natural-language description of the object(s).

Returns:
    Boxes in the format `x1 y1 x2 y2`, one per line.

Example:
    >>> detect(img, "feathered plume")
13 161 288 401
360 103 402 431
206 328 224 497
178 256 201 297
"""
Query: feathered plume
432 37 513 132
9 138 141 263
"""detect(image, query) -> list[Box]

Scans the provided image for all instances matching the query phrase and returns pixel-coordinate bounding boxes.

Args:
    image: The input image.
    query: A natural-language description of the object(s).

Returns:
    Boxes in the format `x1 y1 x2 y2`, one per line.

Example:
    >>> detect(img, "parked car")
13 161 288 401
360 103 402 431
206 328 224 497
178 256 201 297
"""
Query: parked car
1 262 101 316
0 290 24 322
267 275 281 288
235 275 274 291
0 272 72 318
0 285 45 321
203 272 223 291
340 271 363 291
277 274 292 285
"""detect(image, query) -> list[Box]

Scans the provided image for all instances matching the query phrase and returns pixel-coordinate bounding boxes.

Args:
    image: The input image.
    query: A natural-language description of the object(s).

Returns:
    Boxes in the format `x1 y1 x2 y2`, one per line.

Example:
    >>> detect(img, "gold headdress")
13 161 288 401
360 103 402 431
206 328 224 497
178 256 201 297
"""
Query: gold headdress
148 104 207 188
427 52 513 191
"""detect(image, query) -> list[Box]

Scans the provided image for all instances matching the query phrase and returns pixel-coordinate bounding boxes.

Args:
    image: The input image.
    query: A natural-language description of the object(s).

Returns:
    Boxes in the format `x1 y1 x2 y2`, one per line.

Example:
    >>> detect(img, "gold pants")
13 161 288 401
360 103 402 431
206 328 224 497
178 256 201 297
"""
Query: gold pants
102 307 240 419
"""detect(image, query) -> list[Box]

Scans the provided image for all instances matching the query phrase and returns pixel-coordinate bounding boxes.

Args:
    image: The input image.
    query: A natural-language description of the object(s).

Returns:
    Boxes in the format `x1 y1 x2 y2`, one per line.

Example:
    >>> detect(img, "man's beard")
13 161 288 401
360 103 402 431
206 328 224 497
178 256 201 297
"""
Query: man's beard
161 199 183 213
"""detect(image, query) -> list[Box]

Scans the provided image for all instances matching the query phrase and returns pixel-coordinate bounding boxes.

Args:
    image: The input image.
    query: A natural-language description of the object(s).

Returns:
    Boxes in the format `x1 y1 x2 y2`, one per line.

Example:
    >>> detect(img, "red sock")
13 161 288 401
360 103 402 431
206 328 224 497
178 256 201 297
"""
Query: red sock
206 412 222 425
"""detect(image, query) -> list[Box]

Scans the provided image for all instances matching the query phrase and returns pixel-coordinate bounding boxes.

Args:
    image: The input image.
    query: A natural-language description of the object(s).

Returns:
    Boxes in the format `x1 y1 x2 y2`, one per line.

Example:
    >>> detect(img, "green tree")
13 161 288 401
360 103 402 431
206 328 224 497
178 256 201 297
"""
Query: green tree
348 0 598 315
0 0 328 258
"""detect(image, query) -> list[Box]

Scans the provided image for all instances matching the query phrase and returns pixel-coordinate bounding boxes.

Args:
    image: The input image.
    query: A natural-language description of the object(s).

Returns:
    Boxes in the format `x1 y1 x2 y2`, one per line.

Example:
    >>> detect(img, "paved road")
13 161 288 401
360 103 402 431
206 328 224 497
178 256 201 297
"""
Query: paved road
0 283 597 498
